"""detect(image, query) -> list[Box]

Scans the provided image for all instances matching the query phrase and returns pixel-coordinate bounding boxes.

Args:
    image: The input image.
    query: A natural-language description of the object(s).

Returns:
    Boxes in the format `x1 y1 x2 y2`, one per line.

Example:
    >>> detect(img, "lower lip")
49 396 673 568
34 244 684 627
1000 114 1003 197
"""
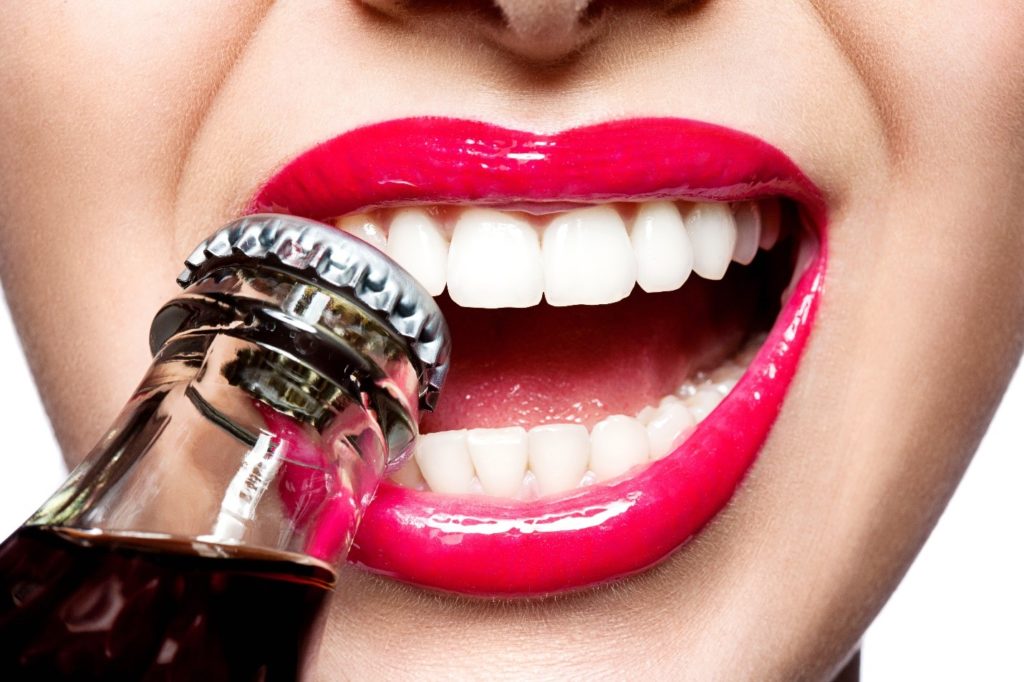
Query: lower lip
348 250 824 596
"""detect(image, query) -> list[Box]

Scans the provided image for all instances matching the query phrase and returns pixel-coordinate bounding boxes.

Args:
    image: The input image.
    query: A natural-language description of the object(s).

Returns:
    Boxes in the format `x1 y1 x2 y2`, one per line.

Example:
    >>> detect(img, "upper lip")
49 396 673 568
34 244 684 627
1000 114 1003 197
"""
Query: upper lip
250 116 827 596
251 116 826 224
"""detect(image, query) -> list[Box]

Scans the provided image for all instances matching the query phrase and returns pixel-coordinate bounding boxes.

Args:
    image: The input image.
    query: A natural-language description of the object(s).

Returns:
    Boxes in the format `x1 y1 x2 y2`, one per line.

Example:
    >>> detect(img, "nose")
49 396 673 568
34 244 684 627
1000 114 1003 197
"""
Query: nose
492 0 598 59
359 1 650 63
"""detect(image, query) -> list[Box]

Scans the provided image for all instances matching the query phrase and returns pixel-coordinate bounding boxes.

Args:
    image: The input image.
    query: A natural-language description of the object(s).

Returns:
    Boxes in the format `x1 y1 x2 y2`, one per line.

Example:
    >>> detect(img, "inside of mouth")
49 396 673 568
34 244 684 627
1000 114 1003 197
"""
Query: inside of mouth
331 198 808 500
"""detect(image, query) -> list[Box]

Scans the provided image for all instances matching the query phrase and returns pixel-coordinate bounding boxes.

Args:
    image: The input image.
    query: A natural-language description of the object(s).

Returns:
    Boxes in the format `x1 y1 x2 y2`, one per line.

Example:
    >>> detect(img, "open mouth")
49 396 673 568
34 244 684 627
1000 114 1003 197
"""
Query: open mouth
252 117 827 596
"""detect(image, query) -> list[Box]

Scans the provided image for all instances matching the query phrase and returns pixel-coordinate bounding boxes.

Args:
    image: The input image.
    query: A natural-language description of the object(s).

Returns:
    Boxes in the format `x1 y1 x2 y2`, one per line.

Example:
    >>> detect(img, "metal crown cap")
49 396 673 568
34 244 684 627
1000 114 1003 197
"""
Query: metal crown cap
175 214 450 412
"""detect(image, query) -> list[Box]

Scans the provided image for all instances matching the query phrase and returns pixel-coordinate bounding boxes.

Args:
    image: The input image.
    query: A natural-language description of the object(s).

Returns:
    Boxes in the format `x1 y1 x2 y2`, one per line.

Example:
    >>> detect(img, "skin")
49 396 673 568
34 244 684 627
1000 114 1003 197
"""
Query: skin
1 1 1023 679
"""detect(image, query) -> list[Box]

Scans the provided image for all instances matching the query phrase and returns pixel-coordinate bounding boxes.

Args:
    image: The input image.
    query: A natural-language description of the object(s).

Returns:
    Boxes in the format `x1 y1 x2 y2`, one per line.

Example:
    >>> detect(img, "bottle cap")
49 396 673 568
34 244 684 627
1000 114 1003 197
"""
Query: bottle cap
165 214 450 412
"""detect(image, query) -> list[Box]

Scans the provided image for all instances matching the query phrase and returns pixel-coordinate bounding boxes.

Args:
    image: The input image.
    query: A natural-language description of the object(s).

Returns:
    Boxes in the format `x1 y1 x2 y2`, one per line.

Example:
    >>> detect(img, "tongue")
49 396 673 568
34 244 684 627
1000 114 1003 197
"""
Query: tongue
420 268 763 434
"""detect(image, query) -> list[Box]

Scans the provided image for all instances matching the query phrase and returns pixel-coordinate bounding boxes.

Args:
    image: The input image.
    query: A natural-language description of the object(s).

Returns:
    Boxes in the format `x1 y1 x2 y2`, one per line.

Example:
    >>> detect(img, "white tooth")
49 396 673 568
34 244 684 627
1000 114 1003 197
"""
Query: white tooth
527 424 590 496
386 208 448 295
636 405 657 425
414 430 474 494
731 202 761 265
590 415 650 482
542 206 636 306
675 381 698 399
758 198 782 250
522 470 539 499
447 209 543 308
646 402 696 460
687 388 724 423
467 427 528 497
685 202 737 280
390 455 426 489
717 378 738 395
337 213 387 251
630 201 693 293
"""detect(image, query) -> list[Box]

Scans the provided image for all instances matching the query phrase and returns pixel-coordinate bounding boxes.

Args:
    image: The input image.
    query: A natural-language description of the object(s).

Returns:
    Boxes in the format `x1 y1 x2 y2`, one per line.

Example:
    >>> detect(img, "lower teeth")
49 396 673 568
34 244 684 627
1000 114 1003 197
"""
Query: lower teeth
389 333 766 499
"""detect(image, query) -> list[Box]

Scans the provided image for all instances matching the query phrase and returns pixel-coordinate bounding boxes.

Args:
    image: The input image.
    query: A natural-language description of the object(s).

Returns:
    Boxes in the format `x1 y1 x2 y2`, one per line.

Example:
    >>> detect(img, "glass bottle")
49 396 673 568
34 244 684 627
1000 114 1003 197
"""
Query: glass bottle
0 215 450 680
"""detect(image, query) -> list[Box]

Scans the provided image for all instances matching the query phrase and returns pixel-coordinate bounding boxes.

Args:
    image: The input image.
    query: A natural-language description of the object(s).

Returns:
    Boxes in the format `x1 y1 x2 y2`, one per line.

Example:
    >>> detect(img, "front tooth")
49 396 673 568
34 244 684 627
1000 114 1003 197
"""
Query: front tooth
731 202 761 265
543 206 636 306
386 208 448 295
646 402 696 460
630 201 693 293
527 424 590 496
337 213 387 251
447 209 543 308
590 415 650 482
414 430 474 494
467 427 528 497
685 202 737 280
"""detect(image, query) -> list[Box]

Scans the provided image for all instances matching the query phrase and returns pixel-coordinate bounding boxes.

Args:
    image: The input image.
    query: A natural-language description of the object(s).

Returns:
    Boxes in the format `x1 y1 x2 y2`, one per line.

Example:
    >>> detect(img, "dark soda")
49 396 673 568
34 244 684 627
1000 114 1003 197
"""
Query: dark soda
0 525 335 681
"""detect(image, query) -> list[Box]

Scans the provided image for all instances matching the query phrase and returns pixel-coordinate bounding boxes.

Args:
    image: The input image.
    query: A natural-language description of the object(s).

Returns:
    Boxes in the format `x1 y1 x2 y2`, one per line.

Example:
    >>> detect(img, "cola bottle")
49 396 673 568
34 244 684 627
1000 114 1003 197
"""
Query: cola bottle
0 215 449 680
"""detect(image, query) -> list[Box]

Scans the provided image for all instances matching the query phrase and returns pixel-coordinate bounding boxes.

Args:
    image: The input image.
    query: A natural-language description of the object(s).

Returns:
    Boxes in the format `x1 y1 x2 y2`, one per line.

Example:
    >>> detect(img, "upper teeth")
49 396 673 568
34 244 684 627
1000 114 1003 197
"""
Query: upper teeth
630 201 694 293
336 199 782 308
384 208 450 297
448 209 544 308
542 205 637 307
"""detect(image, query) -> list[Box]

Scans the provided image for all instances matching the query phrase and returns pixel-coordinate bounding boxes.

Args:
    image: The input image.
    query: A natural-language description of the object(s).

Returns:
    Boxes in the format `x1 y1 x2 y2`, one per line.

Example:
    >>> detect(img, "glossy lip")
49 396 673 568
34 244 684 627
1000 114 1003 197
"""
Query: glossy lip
252 116 828 596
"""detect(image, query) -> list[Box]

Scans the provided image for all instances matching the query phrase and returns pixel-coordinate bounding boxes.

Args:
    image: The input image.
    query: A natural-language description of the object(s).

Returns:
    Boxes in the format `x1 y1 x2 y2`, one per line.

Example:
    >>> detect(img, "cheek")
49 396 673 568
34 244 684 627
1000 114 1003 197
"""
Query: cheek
809 2 1024 162
0 5 267 226
823 3 1024 352
0 5 270 461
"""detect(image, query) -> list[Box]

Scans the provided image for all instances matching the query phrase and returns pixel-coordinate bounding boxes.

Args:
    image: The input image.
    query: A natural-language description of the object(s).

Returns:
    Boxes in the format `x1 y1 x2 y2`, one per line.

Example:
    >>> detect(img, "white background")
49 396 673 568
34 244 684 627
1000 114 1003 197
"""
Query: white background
0 288 1020 678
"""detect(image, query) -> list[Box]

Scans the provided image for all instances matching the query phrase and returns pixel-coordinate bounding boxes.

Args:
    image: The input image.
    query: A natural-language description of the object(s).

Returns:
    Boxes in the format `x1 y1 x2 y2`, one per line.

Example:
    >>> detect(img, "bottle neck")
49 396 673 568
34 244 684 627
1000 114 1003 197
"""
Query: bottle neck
30 331 392 567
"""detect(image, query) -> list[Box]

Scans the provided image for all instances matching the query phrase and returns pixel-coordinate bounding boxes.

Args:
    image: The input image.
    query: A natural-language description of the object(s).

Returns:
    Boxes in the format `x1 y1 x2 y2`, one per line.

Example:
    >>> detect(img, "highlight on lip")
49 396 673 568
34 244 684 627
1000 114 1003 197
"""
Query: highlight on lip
250 117 827 596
